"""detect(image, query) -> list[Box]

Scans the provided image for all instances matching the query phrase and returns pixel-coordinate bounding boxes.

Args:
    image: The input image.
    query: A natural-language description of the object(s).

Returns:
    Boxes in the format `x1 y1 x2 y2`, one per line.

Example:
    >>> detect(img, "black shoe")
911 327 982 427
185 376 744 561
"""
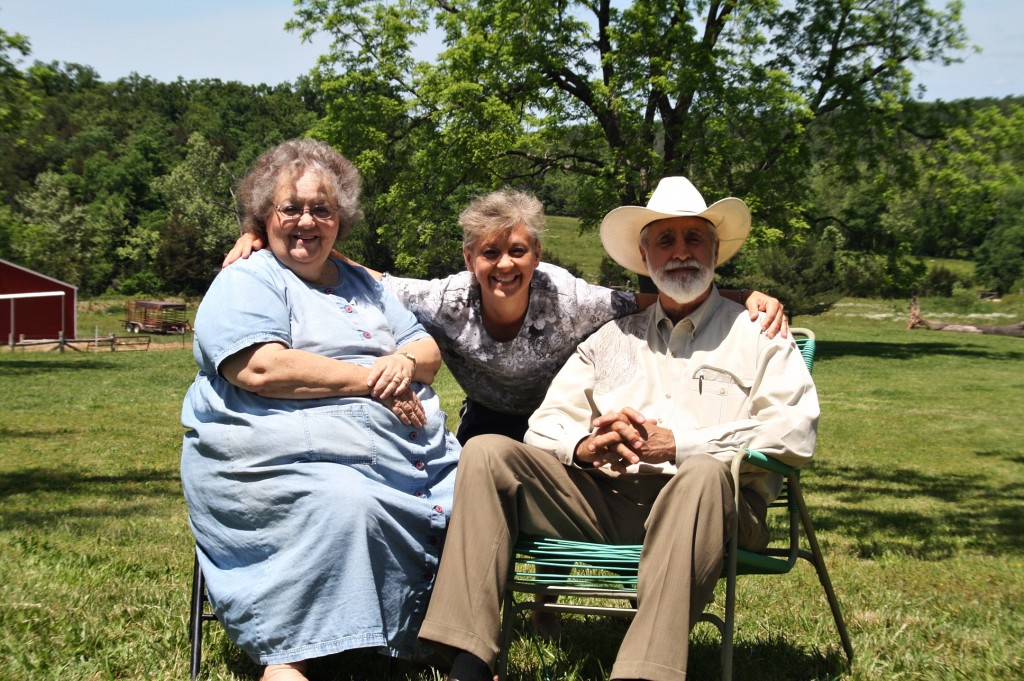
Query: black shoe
448 651 491 681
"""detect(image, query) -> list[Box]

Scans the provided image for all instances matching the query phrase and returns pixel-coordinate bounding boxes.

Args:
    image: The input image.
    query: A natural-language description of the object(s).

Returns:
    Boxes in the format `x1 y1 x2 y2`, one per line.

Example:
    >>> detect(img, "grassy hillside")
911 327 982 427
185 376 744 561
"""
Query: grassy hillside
914 256 976 279
542 216 606 282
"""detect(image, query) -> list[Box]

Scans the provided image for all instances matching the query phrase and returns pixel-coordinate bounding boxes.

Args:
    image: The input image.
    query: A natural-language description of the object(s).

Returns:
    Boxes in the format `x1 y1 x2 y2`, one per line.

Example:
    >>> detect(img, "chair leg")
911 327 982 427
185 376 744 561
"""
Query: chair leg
790 481 855 666
496 588 516 681
189 552 206 680
720 532 738 681
720 451 750 681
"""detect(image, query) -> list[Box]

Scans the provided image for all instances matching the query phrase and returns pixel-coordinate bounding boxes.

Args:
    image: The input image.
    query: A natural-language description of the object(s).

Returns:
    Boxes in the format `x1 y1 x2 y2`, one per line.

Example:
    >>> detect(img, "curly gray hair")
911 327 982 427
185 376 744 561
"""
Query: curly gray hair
459 189 545 252
238 139 363 243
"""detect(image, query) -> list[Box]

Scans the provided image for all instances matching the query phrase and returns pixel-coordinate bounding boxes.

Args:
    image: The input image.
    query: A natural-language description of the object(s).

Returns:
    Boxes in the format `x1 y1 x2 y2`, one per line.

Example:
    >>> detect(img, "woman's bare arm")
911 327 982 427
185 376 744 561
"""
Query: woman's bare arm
220 340 440 427
221 342 373 399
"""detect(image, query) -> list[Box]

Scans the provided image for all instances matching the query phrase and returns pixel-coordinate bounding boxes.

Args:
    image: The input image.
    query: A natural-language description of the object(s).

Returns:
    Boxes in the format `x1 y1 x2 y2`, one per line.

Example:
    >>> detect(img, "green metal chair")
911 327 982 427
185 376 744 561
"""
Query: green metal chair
496 328 853 680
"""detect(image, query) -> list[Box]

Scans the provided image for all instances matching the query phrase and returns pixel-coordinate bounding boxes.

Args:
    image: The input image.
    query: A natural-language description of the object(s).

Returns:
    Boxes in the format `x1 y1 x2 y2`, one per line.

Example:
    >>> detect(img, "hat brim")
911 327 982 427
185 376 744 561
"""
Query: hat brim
600 198 751 275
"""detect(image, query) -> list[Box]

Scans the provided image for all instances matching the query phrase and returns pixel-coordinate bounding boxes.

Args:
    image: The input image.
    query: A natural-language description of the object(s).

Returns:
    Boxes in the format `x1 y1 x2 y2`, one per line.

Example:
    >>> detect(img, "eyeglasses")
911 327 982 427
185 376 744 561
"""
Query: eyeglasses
275 203 337 222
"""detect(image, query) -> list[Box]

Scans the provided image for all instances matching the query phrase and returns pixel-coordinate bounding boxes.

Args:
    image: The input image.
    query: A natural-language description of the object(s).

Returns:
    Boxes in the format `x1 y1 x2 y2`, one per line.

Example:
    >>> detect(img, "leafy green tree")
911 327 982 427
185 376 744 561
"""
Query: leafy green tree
0 60 322 293
0 28 39 146
293 0 968 276
975 182 1024 295
0 202 23 258
5 62 106 200
723 225 844 316
919 264 971 297
907 103 1024 258
10 171 88 283
798 99 1024 296
151 133 238 294
12 167 124 295
0 31 44 201
114 209 165 290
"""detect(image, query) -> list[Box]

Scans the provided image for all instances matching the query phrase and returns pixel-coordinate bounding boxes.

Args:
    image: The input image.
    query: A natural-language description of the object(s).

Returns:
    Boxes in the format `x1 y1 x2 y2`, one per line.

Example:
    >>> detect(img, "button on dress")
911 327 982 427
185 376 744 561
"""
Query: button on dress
181 252 459 664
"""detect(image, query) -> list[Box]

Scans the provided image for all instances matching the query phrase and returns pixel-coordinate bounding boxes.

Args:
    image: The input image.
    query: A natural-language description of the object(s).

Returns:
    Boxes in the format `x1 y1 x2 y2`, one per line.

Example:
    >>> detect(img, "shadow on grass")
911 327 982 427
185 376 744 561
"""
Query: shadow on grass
206 631 261 680
816 339 1024 363
976 449 1024 465
195 619 849 681
503 615 848 681
690 634 849 681
0 467 182 526
0 357 120 373
203 634 436 681
801 461 1024 559
0 425 75 439
0 466 180 499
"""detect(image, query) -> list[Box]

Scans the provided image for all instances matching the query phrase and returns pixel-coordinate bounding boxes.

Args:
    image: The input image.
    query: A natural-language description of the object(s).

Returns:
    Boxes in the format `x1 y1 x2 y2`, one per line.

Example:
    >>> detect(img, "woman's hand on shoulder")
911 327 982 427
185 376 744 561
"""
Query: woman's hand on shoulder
743 290 789 339
222 232 263 268
222 231 347 269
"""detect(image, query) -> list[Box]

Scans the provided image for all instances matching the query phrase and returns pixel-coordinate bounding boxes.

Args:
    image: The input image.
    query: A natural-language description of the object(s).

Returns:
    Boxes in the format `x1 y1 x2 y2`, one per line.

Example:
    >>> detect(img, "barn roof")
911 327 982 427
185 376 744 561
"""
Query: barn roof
0 258 78 292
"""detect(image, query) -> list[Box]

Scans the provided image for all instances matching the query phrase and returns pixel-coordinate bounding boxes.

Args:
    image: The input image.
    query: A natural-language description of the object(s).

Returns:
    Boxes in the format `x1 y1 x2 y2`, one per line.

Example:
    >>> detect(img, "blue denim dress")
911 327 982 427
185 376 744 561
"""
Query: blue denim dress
181 252 460 664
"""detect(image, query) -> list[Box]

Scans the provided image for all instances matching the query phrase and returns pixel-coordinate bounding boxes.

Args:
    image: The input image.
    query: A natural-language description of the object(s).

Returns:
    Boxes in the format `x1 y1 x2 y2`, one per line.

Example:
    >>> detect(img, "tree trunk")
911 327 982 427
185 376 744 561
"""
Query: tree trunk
907 297 1024 337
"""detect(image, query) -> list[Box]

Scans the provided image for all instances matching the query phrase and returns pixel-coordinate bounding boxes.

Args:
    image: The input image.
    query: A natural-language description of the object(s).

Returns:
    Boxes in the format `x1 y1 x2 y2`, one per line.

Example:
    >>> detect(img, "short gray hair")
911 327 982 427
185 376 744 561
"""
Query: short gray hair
238 139 363 243
459 189 545 252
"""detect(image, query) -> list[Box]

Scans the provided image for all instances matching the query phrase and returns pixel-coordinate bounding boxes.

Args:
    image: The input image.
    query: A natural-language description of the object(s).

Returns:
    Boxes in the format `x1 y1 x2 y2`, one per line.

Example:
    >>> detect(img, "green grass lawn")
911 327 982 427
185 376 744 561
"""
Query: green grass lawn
1 295 1022 680
542 216 606 282
914 255 976 280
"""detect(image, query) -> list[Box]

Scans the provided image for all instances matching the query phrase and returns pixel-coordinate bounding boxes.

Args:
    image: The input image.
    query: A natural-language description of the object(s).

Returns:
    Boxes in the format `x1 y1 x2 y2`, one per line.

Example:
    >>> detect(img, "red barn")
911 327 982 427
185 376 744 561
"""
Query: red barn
0 258 78 343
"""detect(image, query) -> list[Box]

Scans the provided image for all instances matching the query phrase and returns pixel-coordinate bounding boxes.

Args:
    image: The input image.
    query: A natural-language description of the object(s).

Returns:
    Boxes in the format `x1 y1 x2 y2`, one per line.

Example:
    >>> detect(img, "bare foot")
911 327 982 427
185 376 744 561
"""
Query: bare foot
261 661 309 681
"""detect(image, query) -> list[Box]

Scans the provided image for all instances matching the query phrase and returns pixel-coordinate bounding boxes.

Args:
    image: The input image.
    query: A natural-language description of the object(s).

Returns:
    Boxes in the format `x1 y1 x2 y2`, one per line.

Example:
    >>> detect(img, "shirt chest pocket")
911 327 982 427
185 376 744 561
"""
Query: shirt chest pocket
688 366 752 424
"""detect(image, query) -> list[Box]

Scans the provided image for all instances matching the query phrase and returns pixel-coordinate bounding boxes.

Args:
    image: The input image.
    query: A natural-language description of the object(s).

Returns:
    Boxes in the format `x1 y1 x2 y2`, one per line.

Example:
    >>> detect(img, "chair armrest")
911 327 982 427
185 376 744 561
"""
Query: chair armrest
737 449 797 476
729 449 797 509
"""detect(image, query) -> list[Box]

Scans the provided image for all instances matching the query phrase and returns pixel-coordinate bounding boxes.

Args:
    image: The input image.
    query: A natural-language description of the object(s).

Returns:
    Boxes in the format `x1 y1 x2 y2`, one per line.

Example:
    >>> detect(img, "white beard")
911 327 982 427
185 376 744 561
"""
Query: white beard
648 257 714 305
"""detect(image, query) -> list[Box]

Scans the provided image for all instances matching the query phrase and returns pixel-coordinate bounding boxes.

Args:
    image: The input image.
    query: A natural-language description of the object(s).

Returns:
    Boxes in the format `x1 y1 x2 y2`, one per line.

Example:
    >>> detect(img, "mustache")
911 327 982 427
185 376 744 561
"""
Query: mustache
662 258 703 272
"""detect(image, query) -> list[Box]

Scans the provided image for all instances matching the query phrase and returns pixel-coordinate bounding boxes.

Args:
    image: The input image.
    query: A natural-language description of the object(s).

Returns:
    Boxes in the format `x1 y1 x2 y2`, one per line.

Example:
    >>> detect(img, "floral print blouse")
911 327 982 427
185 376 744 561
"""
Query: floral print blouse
382 262 638 415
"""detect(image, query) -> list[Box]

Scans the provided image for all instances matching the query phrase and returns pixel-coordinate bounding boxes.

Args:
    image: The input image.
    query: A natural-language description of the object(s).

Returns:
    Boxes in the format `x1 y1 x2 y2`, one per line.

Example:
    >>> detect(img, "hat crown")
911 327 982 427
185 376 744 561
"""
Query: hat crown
600 175 750 275
646 177 709 216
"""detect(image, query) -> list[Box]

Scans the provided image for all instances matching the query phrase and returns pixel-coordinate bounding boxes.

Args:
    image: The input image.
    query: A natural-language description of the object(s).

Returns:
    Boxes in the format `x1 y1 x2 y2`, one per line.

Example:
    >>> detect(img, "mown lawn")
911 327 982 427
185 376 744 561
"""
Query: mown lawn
0 296 1021 680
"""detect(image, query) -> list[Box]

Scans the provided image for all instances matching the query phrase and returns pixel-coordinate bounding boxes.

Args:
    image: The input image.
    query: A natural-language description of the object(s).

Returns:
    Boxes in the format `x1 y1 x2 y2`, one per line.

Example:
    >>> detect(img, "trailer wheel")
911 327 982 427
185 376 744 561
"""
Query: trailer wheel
129 323 140 333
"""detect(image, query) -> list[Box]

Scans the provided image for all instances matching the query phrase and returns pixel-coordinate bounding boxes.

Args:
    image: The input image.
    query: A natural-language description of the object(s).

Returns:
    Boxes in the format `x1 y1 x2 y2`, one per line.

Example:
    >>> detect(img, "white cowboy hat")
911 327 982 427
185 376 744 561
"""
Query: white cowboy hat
600 176 751 275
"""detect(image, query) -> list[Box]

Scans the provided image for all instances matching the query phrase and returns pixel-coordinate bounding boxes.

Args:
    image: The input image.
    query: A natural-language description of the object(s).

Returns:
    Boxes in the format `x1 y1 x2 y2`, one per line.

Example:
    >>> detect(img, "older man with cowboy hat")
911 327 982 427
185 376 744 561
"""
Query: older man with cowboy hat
418 177 820 681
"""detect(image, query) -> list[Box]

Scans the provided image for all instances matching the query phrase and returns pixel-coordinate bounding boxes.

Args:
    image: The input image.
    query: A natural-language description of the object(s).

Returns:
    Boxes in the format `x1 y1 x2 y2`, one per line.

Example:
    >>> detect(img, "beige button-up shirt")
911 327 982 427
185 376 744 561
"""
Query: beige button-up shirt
524 287 819 502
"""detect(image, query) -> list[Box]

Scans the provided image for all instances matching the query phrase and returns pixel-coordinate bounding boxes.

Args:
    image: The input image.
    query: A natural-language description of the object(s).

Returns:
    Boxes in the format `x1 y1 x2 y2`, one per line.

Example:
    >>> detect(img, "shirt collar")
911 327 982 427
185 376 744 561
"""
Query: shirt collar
654 286 723 344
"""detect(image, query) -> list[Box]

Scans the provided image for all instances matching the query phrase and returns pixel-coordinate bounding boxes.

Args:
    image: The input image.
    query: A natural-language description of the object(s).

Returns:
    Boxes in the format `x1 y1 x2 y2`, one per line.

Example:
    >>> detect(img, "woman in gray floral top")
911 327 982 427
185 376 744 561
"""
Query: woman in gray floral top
228 189 785 445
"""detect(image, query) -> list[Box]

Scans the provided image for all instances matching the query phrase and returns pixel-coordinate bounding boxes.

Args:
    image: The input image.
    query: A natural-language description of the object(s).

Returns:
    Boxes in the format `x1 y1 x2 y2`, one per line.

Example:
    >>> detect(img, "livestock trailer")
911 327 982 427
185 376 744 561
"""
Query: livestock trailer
123 300 189 334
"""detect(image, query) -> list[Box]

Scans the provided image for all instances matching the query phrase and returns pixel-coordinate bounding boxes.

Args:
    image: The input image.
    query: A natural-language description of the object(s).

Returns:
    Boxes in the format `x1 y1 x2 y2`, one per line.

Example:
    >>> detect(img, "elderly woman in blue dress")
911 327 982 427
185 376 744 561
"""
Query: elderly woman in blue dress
182 139 460 681
228 190 787 446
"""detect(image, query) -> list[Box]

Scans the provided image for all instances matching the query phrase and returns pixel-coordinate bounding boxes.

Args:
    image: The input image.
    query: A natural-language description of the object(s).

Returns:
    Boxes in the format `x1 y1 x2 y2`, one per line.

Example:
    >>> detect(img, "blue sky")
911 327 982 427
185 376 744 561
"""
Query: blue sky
2 0 1021 101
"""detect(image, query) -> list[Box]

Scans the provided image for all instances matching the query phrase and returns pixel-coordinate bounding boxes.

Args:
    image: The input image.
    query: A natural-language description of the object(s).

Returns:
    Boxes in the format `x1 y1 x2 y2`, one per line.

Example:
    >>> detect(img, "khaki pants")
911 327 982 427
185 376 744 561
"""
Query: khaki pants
419 434 768 681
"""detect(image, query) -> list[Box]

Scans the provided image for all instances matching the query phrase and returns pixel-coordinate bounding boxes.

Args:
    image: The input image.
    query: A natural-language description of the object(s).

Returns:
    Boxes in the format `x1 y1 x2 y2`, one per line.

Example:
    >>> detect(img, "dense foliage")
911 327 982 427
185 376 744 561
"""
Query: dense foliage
1 5 1023 304
0 41 323 295
287 0 1023 303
